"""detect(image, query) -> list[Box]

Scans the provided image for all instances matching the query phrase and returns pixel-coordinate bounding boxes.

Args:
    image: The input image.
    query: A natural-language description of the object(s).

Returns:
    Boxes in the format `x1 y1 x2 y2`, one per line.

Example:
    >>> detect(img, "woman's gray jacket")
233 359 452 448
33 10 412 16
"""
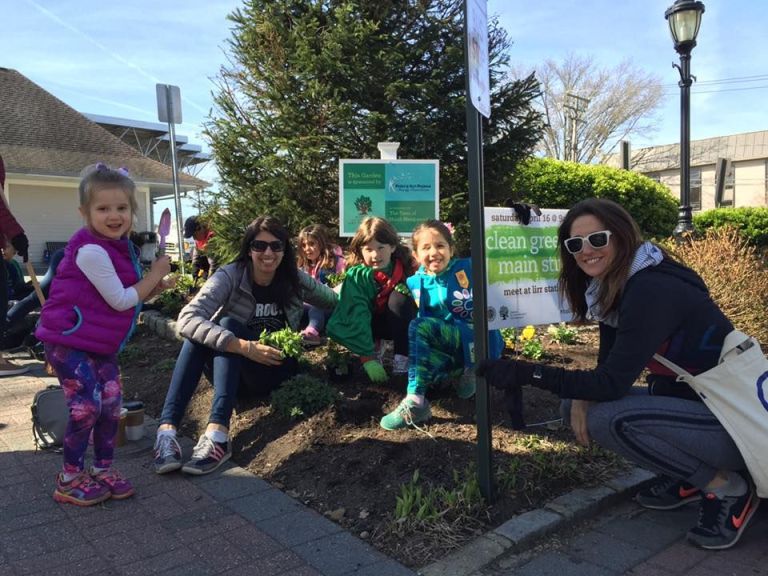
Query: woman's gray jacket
176 262 338 352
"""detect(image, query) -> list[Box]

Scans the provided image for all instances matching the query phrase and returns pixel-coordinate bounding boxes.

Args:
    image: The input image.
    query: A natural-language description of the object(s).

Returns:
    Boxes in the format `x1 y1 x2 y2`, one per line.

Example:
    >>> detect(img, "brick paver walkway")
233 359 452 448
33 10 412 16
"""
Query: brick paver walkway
482 479 767 576
0 360 416 576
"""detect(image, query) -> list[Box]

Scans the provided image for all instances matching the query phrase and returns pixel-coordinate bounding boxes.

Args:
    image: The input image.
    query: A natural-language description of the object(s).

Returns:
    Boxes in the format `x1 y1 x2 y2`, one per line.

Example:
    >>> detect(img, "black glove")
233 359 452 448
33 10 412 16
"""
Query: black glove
476 358 529 391
505 384 526 430
10 233 29 263
504 200 542 225
476 358 534 430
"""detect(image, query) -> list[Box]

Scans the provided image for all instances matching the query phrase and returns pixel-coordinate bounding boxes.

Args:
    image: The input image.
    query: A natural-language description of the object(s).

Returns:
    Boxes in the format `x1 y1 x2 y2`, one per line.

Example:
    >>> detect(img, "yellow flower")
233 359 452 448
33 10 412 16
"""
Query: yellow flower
521 325 536 341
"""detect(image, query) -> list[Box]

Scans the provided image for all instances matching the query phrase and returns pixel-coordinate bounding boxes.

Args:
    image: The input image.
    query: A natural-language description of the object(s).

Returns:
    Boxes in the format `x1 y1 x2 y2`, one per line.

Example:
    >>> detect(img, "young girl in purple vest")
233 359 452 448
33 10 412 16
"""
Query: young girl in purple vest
296 224 346 345
36 163 172 506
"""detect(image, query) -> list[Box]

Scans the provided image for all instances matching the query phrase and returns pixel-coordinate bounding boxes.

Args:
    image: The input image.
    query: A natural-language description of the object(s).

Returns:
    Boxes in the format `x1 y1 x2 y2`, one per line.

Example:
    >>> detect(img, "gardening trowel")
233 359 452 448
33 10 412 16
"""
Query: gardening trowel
157 208 172 256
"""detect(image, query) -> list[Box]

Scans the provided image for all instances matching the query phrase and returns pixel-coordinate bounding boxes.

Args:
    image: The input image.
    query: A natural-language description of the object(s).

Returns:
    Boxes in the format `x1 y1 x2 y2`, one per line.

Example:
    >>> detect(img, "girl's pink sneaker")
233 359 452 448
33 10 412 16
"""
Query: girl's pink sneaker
90 467 135 499
301 326 323 346
53 472 111 506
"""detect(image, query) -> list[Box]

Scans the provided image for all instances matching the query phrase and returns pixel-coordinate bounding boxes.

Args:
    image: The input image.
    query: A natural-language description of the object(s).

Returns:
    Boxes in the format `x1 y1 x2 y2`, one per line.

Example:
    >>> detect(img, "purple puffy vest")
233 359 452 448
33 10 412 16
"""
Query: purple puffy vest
36 227 141 355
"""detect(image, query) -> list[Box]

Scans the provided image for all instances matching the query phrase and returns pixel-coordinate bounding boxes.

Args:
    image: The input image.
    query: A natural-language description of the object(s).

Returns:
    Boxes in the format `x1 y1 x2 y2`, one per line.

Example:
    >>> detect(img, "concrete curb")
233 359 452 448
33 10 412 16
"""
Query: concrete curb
140 310 659 576
139 309 182 342
417 467 656 576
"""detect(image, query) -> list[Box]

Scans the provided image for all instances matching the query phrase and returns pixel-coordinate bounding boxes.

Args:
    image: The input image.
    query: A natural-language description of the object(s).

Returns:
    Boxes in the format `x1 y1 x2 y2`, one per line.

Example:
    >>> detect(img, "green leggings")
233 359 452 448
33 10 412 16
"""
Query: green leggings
407 317 464 396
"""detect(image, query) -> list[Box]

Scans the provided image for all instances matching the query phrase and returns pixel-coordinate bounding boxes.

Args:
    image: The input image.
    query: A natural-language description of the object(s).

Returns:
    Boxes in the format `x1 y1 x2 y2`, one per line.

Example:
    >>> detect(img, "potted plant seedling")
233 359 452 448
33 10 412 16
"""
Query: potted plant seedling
259 328 304 359
324 340 354 382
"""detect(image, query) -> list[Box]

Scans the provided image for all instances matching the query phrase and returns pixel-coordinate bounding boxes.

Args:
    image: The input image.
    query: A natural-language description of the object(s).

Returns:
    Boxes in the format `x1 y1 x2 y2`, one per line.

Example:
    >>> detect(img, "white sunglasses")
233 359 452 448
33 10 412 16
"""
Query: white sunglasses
563 230 612 254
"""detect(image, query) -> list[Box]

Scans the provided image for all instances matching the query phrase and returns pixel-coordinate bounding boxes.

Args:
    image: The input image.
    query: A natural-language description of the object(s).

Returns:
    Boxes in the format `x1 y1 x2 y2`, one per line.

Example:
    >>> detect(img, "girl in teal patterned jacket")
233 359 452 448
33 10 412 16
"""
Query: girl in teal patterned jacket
380 220 503 430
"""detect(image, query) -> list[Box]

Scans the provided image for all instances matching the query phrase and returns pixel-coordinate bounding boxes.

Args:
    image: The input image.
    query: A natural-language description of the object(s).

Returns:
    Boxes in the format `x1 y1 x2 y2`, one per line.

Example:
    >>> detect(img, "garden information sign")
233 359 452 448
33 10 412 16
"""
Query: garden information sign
339 159 439 236
484 207 572 329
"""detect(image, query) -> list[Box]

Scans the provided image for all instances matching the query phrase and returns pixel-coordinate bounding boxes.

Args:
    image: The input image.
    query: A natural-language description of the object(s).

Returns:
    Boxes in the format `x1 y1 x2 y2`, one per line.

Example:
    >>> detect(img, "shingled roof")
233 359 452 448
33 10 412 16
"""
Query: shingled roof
0 67 207 188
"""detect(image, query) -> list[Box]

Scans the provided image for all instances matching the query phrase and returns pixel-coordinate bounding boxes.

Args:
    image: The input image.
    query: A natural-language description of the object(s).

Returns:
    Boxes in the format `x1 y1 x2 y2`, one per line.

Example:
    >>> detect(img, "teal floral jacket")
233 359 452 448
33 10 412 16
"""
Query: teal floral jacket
406 258 503 366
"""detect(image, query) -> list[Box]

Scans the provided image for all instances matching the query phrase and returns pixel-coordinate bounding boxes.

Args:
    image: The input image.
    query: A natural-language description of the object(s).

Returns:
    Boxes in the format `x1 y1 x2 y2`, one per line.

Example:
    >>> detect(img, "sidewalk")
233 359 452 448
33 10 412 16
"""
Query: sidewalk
0 359 416 576
6 355 764 576
480 498 767 576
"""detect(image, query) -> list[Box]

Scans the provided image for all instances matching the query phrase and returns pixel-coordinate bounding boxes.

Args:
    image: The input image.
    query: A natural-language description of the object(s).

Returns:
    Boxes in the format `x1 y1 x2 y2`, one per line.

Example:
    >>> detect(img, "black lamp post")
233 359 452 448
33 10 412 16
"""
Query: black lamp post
665 0 705 237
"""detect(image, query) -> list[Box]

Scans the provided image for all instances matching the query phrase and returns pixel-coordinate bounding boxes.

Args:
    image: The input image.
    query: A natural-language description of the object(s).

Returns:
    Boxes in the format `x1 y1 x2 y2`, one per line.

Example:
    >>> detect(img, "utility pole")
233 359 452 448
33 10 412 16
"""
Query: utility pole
563 93 590 162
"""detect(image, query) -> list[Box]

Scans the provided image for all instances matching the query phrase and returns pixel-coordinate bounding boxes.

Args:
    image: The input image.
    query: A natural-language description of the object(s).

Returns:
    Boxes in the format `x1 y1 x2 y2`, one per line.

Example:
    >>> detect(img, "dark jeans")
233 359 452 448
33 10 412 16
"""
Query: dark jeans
561 390 746 489
371 289 416 356
159 316 297 429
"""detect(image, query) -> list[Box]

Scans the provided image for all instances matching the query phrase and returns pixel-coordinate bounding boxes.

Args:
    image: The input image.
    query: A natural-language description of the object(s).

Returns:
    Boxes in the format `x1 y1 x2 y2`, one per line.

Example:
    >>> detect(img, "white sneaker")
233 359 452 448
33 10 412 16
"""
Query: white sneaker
392 354 409 375
0 358 29 377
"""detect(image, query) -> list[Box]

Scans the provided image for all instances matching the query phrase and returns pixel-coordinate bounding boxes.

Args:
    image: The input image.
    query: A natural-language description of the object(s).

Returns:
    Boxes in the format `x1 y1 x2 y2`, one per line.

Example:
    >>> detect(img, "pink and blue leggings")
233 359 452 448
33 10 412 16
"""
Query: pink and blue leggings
44 343 122 473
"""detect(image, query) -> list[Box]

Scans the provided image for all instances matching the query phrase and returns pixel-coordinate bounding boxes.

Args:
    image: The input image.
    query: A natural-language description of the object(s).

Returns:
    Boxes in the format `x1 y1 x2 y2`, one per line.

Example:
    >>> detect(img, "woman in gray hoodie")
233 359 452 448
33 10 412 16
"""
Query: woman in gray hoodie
152 216 338 476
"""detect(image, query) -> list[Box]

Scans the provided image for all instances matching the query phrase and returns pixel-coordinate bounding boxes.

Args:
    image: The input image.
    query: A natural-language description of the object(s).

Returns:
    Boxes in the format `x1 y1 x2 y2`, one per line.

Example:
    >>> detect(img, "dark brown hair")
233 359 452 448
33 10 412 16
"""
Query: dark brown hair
411 219 455 254
558 198 644 321
347 217 412 270
236 216 299 306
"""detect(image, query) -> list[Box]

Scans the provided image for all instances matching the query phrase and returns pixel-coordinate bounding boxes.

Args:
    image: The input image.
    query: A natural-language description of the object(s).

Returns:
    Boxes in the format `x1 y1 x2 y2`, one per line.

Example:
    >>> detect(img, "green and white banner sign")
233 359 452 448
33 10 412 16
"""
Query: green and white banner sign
484 207 572 329
339 160 439 236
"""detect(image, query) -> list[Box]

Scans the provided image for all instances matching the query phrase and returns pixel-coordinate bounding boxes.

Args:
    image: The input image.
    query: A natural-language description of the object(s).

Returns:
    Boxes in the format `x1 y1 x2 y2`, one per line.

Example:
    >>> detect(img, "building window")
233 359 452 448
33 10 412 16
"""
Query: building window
690 167 702 210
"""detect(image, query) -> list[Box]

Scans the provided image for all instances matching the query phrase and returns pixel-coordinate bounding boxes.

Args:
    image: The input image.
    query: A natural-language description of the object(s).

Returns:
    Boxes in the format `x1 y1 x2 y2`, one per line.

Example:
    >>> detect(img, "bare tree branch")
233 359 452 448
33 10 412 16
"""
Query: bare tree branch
516 54 664 163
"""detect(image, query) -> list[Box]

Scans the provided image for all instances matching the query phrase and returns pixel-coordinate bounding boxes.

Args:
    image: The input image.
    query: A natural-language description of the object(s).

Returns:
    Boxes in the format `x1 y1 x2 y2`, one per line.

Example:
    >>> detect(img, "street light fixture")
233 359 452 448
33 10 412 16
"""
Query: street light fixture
665 0 705 237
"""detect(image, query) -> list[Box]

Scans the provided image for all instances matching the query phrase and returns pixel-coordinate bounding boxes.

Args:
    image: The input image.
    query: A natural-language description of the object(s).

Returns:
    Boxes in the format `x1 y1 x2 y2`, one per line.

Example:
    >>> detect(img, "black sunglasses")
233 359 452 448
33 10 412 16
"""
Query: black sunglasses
250 240 284 253
563 230 612 254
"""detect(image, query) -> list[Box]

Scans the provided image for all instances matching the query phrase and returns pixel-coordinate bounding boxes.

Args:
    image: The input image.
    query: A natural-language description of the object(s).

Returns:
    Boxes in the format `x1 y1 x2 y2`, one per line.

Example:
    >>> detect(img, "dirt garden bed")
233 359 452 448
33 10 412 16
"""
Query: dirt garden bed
120 321 629 568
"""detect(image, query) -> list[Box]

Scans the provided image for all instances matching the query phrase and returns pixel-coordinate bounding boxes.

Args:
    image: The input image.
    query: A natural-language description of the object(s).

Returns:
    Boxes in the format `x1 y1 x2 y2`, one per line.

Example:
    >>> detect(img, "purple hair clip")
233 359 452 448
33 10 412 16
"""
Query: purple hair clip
95 162 108 172
116 166 130 176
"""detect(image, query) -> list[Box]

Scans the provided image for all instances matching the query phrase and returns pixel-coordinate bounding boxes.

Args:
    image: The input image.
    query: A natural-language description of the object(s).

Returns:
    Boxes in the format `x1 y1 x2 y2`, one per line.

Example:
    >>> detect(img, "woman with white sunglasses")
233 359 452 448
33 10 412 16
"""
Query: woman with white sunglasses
479 198 758 551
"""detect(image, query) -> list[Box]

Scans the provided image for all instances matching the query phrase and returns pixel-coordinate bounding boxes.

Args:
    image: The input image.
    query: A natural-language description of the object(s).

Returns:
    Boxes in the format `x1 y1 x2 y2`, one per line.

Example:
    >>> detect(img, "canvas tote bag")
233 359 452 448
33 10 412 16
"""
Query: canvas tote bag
653 330 768 497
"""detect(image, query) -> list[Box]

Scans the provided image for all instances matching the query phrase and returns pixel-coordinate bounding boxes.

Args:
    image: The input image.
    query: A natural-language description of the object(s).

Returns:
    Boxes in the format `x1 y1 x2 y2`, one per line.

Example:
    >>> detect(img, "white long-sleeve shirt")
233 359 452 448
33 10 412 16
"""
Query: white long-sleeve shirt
75 244 139 312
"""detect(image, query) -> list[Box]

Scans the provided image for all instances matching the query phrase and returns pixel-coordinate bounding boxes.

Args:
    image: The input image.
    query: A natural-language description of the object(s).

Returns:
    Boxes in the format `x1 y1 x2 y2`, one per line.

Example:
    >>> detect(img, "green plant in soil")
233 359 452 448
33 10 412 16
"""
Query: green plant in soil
395 467 484 524
388 432 627 547
153 273 197 318
546 322 580 345
270 373 338 420
259 328 303 359
154 358 176 371
118 343 143 363
520 338 544 360
325 340 353 372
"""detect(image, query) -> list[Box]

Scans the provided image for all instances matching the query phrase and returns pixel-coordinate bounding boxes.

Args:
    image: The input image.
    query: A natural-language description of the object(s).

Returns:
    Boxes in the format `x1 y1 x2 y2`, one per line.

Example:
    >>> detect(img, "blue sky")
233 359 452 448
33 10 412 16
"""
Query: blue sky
3 0 767 221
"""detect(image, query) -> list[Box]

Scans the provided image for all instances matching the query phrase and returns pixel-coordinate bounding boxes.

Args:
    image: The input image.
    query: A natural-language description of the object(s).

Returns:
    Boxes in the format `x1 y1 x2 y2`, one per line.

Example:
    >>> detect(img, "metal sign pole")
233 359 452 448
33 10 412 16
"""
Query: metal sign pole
465 0 493 502
157 83 185 275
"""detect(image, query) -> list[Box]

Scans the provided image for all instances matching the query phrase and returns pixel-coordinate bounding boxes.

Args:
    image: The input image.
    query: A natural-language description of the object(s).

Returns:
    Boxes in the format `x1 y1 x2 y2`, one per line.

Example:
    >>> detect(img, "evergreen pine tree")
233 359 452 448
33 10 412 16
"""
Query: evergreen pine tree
204 0 542 257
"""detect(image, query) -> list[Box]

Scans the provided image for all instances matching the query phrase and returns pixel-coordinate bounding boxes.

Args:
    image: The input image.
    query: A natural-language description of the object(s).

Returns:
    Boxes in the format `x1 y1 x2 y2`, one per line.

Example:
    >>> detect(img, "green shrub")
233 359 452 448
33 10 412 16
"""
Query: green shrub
694 207 768 249
507 157 679 238
270 374 338 420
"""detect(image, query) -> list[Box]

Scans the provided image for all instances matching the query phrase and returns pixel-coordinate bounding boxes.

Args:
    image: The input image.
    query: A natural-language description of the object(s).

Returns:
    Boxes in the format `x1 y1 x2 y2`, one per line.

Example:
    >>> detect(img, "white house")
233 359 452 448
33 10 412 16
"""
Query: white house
0 67 208 268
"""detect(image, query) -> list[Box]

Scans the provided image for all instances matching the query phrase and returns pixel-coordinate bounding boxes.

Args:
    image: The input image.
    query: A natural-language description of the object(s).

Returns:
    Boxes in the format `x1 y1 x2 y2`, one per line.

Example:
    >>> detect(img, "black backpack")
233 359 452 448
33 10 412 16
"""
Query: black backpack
31 385 68 451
